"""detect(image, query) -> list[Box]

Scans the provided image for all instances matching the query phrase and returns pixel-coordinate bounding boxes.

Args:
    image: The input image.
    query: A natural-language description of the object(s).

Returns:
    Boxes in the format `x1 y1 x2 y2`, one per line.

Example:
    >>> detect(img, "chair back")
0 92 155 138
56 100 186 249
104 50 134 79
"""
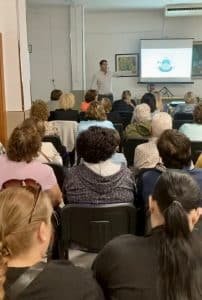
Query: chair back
191 141 202 164
123 138 148 166
61 203 136 253
173 119 193 130
46 163 67 191
50 121 78 152
113 123 124 151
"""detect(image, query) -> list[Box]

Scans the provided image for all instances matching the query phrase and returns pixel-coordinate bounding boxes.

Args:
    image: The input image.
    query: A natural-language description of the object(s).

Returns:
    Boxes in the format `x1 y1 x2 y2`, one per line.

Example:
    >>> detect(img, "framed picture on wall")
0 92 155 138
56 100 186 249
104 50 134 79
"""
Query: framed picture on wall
192 41 202 77
115 53 139 77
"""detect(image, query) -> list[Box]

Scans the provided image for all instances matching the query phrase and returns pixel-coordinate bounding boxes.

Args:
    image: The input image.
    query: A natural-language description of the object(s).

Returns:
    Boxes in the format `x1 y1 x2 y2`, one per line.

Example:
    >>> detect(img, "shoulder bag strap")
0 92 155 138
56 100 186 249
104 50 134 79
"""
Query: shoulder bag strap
7 262 46 300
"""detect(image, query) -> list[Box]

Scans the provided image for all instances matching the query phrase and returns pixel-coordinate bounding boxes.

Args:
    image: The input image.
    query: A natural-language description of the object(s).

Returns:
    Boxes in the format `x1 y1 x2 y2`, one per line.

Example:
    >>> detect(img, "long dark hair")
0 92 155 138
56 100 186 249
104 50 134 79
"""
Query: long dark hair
152 171 202 300
141 92 156 112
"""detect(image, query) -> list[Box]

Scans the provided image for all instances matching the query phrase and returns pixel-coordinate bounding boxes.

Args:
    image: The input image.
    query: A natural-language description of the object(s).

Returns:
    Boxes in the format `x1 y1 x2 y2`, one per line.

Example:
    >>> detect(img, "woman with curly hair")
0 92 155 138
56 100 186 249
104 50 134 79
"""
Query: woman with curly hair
78 101 115 134
0 124 62 207
63 126 134 204
30 99 58 136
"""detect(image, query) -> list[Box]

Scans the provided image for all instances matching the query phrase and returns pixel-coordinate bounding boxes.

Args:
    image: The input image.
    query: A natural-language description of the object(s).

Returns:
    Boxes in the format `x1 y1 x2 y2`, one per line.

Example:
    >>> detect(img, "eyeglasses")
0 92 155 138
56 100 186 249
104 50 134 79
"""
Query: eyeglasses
1 178 42 224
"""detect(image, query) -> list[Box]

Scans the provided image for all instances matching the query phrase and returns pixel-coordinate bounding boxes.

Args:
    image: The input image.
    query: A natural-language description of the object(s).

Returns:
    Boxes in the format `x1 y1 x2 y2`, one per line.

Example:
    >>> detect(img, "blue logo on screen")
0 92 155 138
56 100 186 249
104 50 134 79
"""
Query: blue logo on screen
158 58 173 72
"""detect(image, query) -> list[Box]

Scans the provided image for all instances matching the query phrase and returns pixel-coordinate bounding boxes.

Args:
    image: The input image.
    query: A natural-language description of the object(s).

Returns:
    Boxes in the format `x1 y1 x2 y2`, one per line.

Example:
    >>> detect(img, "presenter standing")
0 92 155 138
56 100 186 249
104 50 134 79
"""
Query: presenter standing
91 59 114 102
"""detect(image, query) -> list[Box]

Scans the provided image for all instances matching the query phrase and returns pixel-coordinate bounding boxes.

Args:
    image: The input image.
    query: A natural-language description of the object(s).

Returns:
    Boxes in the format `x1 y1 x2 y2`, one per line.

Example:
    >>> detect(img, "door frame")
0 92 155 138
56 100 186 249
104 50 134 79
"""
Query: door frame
0 33 7 146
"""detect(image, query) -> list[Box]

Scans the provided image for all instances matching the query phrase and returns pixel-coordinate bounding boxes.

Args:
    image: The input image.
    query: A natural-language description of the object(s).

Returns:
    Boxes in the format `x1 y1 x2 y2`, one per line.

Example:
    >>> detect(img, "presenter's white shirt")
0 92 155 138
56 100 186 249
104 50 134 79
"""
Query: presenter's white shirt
91 70 112 94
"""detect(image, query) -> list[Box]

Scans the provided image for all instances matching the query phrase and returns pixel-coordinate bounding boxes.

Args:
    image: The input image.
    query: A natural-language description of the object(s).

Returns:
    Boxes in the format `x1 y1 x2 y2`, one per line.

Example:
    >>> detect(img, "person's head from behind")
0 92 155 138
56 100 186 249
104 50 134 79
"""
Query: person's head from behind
141 93 156 113
86 101 107 121
0 187 53 298
184 91 196 104
30 100 49 122
151 112 172 138
133 103 151 124
77 127 118 163
50 89 62 101
99 59 108 73
150 171 201 300
21 118 46 139
101 97 112 113
193 104 202 125
7 124 42 163
122 90 132 102
157 129 191 169
59 93 75 110
85 89 98 103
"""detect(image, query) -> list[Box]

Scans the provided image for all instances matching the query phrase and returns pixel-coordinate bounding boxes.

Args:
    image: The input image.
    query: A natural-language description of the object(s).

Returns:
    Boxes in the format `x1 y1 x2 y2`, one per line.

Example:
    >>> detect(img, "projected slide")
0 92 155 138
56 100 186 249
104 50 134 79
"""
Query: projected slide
141 48 192 79
140 39 193 83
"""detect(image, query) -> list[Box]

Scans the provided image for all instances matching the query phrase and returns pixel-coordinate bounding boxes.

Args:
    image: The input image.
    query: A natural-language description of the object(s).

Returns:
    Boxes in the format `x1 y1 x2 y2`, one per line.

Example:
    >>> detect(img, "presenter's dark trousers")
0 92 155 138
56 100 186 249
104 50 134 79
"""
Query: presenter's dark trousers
98 93 114 103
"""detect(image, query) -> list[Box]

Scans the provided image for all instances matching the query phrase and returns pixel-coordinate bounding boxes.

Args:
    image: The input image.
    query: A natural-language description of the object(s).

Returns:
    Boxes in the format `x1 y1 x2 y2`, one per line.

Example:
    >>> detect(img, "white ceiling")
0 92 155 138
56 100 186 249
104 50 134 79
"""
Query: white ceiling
27 0 202 10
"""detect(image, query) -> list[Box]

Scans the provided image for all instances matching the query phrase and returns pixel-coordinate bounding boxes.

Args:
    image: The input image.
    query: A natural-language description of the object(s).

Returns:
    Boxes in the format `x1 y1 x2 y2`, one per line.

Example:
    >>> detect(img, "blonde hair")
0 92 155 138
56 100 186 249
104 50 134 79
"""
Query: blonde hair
30 100 49 121
152 112 172 138
59 93 75 110
153 91 164 112
101 97 112 113
0 187 52 300
86 101 107 121
184 91 196 104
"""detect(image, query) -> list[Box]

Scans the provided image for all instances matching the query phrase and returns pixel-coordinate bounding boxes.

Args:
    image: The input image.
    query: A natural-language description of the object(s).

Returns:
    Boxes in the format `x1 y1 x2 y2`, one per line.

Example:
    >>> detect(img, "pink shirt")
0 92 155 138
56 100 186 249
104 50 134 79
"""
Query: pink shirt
0 155 57 191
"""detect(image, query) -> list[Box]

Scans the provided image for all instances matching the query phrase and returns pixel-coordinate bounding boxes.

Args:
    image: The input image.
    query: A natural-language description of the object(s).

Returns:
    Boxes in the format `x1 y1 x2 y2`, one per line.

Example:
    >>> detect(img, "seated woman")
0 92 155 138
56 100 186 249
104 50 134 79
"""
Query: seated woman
174 91 196 115
47 89 63 112
125 103 151 139
0 187 104 300
179 104 202 141
134 112 172 173
137 129 202 209
80 89 98 113
93 171 202 300
22 118 63 165
101 97 122 124
112 90 136 112
140 93 157 115
53 93 79 121
0 124 62 207
78 101 115 134
30 100 58 136
63 126 134 205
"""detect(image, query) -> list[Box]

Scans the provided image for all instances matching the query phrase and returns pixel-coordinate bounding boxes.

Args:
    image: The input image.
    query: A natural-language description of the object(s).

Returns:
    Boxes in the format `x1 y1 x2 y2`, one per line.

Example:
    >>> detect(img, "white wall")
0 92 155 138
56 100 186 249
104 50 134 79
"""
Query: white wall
85 10 202 99
27 7 202 101
0 0 22 111
27 5 71 101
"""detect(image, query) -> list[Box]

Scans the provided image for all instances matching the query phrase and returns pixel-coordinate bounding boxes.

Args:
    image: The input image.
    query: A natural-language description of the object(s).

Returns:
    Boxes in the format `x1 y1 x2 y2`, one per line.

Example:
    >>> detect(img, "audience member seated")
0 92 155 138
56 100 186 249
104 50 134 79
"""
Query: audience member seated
30 100 58 136
52 92 79 122
47 89 63 112
63 127 134 204
93 171 202 300
22 118 63 165
174 91 196 115
112 90 136 112
0 142 5 155
0 124 62 207
140 93 157 115
139 129 202 207
179 104 202 141
101 97 122 124
134 112 172 173
125 104 151 139
80 89 98 113
78 101 114 134
0 187 104 300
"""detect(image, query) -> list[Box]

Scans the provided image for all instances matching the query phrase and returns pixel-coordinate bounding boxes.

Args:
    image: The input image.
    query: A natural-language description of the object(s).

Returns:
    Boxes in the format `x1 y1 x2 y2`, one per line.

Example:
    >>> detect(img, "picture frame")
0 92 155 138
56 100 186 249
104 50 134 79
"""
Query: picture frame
115 53 139 77
192 41 202 77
